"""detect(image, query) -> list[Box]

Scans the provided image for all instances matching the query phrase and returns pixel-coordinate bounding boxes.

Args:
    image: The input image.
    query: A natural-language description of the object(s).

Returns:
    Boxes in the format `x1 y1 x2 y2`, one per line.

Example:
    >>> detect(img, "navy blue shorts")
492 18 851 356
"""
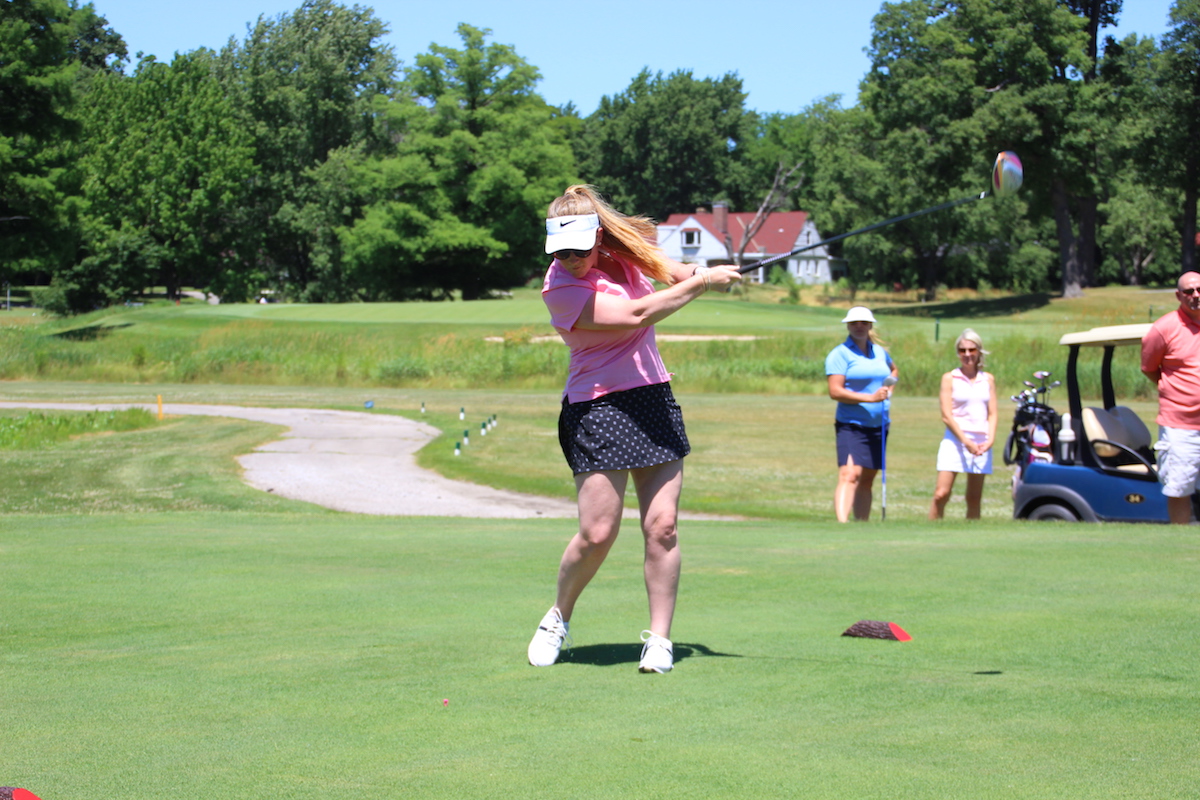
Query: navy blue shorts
835 422 888 470
559 383 690 475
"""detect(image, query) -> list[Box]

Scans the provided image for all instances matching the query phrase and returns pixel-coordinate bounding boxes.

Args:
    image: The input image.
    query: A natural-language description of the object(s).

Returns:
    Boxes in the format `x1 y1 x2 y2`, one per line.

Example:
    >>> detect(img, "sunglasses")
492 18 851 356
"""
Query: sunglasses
1180 287 1200 295
554 248 593 261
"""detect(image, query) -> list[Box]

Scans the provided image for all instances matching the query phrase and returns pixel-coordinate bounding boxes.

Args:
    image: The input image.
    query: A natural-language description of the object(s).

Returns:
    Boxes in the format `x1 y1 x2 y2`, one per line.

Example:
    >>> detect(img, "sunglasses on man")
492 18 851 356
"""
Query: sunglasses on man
1179 287 1200 295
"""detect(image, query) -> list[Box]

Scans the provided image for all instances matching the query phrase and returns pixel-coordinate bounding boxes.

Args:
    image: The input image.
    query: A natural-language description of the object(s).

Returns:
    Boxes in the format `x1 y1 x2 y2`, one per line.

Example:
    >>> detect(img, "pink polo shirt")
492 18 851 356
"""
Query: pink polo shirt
1142 309 1200 429
542 254 671 404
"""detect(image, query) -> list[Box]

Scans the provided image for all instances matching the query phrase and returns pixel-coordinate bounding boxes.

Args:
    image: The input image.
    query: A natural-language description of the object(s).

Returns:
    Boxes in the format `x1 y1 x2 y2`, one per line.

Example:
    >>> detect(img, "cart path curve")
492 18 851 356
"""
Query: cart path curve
0 402 581 518
0 402 733 519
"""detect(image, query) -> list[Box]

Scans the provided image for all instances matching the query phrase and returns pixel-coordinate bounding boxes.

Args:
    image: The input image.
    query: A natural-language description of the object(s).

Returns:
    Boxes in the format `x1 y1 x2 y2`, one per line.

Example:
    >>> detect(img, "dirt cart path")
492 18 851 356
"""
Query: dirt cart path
0 402 579 518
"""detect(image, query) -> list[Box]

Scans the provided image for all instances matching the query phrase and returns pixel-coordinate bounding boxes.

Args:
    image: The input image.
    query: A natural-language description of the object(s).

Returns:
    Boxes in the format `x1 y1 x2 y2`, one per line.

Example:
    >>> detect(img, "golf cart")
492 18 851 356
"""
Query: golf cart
1009 323 1180 523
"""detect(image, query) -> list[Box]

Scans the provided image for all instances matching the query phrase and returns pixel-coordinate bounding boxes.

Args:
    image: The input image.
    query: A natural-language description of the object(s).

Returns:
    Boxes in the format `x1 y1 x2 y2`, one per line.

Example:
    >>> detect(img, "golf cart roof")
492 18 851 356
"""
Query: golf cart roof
1058 323 1151 348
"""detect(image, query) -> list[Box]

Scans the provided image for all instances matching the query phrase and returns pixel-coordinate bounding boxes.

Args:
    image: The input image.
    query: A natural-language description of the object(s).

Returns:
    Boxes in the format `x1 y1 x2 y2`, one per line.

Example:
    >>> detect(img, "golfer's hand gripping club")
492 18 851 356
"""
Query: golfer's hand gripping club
696 264 742 293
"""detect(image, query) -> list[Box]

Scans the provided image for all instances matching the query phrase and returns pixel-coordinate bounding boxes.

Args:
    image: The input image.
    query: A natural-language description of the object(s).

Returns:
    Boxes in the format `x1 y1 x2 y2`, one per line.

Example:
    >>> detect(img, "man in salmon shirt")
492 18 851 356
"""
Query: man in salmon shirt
1142 271 1200 524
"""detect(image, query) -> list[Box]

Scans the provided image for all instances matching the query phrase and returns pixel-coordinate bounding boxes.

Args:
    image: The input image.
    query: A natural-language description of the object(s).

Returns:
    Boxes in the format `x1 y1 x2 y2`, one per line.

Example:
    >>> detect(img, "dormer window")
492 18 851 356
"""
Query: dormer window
682 228 701 246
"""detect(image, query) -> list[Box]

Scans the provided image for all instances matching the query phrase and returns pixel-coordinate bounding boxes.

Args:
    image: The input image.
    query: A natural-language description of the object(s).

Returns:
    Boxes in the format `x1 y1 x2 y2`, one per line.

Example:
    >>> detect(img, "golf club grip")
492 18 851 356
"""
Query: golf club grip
735 192 987 275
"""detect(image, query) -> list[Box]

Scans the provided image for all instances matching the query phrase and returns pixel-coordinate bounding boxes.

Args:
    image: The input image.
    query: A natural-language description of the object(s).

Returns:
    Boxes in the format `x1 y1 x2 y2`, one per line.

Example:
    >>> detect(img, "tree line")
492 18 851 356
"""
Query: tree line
2 0 1197 313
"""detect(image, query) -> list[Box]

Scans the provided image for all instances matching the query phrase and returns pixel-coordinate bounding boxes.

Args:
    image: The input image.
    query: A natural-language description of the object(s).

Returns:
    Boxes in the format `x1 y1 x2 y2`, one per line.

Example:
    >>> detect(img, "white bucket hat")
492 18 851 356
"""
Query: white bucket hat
841 306 877 323
545 214 600 254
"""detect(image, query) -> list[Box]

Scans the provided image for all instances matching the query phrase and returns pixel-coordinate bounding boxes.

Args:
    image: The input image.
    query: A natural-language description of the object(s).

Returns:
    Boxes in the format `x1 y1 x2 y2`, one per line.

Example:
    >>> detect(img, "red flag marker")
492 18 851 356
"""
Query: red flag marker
842 620 912 641
0 789 44 800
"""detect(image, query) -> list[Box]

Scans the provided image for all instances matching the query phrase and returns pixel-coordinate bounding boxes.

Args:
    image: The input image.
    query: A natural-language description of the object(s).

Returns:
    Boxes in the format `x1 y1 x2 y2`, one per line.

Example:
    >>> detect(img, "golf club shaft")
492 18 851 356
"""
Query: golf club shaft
881 419 888 522
736 191 989 275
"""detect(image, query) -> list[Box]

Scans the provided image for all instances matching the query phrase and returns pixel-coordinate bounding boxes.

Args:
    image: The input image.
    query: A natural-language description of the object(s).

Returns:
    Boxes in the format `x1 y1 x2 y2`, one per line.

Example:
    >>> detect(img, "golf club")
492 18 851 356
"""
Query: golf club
881 375 898 522
736 151 1023 276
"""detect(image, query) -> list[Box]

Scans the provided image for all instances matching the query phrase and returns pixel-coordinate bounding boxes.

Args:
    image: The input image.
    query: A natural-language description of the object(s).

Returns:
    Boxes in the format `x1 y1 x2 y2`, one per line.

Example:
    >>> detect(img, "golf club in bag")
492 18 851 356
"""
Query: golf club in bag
736 151 1024 276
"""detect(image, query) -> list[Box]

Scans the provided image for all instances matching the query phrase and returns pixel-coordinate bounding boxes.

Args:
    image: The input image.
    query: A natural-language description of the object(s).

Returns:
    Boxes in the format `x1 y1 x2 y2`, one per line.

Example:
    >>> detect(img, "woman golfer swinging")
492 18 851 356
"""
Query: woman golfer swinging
527 185 741 673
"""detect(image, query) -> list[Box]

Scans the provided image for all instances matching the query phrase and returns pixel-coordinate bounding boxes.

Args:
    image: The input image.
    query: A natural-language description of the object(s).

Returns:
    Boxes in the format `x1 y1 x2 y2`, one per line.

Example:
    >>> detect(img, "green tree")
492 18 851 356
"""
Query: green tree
67 51 256 308
807 1 1062 295
1061 0 1123 83
1 0 126 290
214 0 398 299
809 0 1138 295
1155 0 1200 272
1043 0 1123 295
731 110 815 209
337 23 575 300
1089 31 1176 285
65 0 127 73
1097 179 1179 285
1 0 84 276
576 68 752 221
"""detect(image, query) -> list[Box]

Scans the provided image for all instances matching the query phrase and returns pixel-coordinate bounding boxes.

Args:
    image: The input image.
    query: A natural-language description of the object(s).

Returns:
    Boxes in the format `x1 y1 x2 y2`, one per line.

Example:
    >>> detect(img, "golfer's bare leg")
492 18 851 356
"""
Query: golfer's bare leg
853 468 877 520
1167 495 1192 525
554 470 627 621
929 471 957 519
632 460 683 639
964 474 987 520
835 457 862 522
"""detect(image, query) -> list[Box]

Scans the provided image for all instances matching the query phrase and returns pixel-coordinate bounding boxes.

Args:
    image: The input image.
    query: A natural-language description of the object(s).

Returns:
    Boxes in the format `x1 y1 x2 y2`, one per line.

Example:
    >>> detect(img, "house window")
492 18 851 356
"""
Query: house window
682 229 700 246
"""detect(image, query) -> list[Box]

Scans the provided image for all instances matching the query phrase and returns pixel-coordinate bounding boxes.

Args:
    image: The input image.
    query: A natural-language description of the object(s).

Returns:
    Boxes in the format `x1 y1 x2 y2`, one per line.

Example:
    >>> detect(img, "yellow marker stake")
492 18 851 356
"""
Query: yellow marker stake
157 394 163 420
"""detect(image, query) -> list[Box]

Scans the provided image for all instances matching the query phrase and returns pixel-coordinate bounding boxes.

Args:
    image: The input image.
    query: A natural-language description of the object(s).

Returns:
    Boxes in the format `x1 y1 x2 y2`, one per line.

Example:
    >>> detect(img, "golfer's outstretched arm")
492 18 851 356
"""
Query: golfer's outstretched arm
576 267 741 330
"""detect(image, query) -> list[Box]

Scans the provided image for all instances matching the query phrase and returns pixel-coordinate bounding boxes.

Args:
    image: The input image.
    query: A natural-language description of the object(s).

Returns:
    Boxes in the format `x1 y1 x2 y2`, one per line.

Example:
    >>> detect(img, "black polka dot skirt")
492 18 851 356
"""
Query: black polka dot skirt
558 382 691 475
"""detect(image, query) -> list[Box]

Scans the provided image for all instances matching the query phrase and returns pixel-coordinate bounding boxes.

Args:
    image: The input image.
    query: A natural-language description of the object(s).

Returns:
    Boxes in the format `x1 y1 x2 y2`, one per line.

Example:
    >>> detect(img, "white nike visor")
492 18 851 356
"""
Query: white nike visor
545 214 600 254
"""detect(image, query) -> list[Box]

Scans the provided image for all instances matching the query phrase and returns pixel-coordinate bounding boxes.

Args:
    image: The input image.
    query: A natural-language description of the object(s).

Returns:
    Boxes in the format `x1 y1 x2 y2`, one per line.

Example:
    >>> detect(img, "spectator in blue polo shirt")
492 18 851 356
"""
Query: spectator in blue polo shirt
825 306 898 522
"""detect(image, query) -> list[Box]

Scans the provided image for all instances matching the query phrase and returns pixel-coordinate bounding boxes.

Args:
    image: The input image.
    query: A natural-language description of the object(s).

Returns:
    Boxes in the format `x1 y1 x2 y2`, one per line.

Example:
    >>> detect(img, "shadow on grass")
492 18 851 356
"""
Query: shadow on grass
50 322 134 340
562 642 742 667
883 292 1054 319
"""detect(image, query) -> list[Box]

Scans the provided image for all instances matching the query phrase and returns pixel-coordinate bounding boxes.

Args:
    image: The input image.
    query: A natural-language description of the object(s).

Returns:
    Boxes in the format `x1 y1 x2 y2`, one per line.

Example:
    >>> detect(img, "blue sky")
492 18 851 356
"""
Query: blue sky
93 0 1178 115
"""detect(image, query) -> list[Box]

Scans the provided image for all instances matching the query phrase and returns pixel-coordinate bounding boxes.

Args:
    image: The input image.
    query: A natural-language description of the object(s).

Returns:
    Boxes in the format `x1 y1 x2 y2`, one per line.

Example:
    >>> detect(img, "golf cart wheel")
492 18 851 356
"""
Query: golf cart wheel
1027 503 1080 522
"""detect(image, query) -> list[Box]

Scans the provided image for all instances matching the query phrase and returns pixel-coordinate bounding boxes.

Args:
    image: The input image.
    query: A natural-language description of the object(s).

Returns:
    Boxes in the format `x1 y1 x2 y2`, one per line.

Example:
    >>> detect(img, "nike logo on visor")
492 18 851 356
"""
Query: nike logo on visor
558 219 576 228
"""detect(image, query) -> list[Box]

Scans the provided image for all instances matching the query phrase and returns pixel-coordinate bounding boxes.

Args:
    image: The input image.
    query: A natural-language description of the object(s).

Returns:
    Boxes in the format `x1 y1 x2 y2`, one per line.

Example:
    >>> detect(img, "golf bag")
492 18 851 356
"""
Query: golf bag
1003 399 1058 472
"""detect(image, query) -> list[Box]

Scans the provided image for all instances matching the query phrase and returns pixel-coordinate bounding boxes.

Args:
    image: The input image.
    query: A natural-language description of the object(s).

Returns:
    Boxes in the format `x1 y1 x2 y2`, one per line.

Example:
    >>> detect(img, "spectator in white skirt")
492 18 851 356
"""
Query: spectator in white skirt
929 329 998 520
527 185 741 673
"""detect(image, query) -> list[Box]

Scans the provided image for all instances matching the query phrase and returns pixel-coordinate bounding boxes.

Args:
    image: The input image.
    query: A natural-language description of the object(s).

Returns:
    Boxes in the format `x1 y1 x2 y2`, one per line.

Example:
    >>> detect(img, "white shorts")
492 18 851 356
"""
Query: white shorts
1156 426 1200 497
936 430 992 475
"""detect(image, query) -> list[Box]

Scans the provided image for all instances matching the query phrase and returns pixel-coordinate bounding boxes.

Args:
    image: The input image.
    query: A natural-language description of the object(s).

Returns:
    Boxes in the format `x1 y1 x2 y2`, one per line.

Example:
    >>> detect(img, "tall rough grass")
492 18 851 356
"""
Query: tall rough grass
660 330 1152 400
0 313 1155 400
0 408 158 449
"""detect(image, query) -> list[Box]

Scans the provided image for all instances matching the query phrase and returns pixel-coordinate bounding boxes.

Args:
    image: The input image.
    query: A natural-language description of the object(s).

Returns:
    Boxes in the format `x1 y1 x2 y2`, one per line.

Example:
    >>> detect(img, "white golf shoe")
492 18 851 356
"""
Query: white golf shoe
528 607 570 667
638 630 673 673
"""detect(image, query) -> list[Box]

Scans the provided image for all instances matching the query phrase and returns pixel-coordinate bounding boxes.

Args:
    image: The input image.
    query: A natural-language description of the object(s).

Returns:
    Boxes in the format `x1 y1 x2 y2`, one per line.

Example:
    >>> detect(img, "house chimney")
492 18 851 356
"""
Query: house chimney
713 201 728 235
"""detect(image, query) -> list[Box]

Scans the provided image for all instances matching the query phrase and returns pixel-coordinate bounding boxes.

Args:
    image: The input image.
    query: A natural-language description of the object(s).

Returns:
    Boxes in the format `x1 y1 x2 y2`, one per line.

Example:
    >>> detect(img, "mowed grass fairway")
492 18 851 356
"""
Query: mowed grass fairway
2 286 1197 797
3 513 1199 798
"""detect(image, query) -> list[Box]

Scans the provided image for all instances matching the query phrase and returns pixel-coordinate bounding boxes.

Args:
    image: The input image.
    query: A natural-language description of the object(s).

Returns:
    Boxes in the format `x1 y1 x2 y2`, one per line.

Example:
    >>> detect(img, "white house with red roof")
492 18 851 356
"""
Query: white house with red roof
656 202 841 284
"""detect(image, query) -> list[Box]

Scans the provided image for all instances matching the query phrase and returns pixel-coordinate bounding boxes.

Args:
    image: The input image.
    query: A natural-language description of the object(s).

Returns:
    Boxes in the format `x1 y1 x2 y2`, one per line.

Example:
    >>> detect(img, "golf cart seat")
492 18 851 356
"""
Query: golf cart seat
1110 406 1153 450
1082 407 1156 476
